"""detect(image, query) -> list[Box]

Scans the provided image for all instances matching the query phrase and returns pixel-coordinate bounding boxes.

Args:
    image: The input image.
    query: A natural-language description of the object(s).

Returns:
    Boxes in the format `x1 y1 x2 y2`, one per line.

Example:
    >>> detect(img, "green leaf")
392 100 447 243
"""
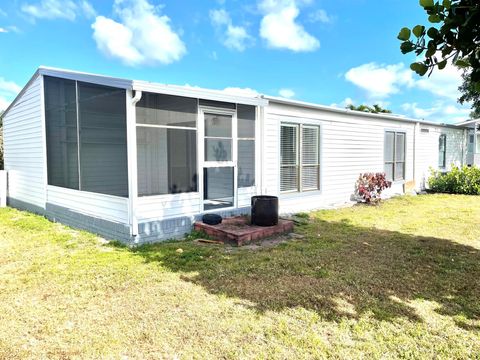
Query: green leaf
400 42 415 54
397 27 411 41
410 62 429 76
475 81 480 93
412 25 425 38
455 59 470 68
428 14 442 23
438 59 447 69
426 47 436 57
420 0 434 8
427 27 439 39
442 0 451 9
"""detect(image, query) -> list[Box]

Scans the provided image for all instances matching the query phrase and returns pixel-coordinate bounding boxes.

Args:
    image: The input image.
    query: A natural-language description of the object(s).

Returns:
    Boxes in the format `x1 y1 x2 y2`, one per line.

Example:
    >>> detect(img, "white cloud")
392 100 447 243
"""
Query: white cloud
401 101 470 124
0 27 7 33
330 97 355 108
21 0 95 21
308 9 333 23
210 9 252 52
182 84 259 98
345 62 414 99
279 88 295 98
92 0 186 66
222 87 259 97
80 0 96 18
416 64 463 101
0 77 21 112
259 0 319 52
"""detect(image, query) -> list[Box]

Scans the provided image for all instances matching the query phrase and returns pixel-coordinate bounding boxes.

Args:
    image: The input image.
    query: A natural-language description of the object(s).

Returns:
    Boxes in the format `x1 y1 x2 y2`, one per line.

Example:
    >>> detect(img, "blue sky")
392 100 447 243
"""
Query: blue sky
0 0 472 123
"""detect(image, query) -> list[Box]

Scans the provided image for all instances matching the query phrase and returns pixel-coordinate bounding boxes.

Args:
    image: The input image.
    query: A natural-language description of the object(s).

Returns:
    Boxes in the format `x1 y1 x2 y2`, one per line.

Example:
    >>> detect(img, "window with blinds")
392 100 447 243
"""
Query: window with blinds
438 134 446 168
384 131 406 181
280 124 320 192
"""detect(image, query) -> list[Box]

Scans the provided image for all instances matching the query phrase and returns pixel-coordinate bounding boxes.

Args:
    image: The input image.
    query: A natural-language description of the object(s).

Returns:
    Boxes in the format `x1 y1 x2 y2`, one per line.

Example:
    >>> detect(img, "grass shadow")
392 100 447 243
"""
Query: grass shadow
129 218 480 325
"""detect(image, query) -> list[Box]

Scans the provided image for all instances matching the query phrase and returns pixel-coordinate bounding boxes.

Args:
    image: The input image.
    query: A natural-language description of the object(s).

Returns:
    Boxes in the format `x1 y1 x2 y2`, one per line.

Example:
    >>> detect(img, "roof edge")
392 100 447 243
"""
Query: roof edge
1 69 41 118
264 95 466 129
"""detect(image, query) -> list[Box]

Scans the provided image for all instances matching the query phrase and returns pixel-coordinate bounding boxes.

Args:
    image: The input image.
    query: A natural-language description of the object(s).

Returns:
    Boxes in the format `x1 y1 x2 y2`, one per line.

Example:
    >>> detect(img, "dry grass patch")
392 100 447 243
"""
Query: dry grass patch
0 194 479 359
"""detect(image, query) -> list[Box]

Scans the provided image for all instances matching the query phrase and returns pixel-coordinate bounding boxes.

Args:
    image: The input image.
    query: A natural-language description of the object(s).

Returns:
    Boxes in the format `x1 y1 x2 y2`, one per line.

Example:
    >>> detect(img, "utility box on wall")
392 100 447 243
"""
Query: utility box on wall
0 171 6 207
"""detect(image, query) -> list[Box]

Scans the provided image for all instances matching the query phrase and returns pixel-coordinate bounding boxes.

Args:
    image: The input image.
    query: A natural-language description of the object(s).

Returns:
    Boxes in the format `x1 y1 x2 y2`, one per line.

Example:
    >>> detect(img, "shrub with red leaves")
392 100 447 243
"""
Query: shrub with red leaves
355 173 392 204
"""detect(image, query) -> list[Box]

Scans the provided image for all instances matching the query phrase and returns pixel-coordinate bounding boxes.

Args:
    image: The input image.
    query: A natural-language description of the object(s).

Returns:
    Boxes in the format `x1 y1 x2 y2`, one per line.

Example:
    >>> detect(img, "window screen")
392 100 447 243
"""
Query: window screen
136 91 198 196
44 76 79 189
77 82 128 197
438 134 446 168
136 93 197 127
199 99 236 110
137 127 197 196
384 131 406 181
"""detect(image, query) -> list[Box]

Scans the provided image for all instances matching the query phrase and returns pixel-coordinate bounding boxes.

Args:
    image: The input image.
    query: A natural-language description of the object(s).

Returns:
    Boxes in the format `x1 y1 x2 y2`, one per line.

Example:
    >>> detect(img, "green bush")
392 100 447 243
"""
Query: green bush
428 165 480 195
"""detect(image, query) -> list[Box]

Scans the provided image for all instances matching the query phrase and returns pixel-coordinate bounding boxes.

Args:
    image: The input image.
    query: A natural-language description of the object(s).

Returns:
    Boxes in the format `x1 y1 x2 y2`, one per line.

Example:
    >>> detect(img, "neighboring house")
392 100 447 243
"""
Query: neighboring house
2 67 478 244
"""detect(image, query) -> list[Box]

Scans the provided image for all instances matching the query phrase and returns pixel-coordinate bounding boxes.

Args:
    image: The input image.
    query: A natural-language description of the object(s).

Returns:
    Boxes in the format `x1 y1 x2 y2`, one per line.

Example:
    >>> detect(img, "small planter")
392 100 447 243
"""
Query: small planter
251 195 279 226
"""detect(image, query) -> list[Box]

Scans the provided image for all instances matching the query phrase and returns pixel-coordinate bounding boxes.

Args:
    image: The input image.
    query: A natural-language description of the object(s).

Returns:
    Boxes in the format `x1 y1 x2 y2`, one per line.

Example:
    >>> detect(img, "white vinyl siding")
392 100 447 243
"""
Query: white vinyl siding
47 185 129 224
264 103 416 213
3 75 46 209
415 126 464 189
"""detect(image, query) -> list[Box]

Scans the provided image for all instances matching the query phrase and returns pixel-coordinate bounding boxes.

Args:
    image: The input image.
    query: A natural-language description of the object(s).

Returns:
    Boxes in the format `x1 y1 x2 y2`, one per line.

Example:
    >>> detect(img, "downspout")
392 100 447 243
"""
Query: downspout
128 90 142 238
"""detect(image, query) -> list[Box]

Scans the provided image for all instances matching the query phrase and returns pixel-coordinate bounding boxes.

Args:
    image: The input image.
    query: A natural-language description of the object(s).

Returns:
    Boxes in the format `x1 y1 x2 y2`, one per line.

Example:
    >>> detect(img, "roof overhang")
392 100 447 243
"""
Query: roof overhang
265 95 466 129
455 118 479 128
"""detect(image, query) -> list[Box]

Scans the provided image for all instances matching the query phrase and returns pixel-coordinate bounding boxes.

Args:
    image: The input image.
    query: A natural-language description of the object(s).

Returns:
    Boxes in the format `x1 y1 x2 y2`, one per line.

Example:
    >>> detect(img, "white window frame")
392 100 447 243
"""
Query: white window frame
280 123 320 193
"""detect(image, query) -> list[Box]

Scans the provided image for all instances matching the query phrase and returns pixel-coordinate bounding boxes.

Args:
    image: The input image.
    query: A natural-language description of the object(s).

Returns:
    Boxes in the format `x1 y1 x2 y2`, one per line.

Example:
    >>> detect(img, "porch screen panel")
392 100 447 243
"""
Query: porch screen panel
136 93 197 127
78 82 128 197
137 127 197 196
301 126 320 190
44 76 79 189
238 104 255 187
280 125 298 192
136 92 198 196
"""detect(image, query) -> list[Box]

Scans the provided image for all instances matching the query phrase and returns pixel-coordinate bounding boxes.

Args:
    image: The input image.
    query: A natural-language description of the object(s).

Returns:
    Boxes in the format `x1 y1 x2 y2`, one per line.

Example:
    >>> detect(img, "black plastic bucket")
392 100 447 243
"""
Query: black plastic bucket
251 195 279 226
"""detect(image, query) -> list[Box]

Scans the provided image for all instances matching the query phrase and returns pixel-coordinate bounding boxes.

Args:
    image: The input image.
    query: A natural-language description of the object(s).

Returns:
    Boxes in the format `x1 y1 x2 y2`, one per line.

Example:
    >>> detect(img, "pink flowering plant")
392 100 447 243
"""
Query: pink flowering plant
355 173 392 204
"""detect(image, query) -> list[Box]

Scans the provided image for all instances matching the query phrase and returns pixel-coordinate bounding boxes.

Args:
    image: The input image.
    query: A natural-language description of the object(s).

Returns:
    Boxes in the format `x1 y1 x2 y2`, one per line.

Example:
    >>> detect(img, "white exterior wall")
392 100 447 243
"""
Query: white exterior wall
262 102 466 214
47 186 129 224
415 125 465 189
3 75 46 210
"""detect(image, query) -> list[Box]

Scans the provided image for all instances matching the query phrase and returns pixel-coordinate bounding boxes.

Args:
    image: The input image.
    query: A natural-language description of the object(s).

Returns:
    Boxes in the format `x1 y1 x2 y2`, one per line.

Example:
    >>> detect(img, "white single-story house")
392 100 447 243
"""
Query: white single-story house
2 67 479 244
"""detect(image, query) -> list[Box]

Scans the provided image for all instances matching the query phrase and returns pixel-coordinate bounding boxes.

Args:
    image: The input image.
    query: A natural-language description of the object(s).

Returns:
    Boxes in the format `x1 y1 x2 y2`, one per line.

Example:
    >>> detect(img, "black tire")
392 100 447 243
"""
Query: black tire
203 213 222 225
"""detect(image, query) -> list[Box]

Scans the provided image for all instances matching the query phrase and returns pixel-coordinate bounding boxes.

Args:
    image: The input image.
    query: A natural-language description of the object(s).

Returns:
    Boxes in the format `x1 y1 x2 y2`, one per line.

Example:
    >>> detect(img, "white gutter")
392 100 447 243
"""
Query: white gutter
127 90 142 238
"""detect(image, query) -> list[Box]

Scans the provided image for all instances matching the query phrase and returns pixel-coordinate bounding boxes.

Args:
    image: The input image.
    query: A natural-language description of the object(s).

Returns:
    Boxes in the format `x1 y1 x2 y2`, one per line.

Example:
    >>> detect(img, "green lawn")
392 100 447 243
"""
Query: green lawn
0 194 479 359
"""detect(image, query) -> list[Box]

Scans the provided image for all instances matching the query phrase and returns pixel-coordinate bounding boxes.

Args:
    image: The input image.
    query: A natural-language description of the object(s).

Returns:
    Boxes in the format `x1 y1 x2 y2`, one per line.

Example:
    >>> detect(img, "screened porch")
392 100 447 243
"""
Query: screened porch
43 74 263 234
